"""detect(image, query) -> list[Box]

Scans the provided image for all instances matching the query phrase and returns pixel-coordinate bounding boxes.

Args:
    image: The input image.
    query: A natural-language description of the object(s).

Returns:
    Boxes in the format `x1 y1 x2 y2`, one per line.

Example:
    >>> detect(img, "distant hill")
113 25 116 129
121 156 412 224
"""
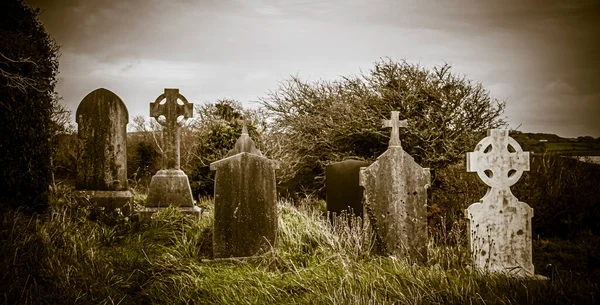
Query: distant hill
510 131 600 156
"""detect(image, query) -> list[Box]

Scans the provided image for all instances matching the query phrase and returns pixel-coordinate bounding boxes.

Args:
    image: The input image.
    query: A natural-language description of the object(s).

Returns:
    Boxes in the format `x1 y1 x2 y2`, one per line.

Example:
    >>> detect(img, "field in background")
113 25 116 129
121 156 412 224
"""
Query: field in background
512 132 600 156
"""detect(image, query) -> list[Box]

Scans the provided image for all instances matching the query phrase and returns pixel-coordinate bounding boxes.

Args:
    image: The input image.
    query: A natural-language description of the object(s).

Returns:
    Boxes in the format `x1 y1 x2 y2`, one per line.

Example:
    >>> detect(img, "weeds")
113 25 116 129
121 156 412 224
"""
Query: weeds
0 187 598 304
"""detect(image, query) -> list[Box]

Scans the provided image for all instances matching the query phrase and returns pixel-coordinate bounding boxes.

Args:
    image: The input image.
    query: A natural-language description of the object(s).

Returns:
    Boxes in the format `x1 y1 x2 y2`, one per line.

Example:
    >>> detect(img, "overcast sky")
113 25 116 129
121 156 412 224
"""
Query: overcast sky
25 0 600 138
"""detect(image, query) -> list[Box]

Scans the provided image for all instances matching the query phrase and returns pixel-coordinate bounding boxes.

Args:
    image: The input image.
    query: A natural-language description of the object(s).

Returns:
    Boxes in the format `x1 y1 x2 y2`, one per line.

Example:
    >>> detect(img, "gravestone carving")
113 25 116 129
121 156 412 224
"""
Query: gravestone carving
141 88 200 218
76 88 132 212
360 111 430 262
466 129 534 276
326 160 371 218
210 119 279 258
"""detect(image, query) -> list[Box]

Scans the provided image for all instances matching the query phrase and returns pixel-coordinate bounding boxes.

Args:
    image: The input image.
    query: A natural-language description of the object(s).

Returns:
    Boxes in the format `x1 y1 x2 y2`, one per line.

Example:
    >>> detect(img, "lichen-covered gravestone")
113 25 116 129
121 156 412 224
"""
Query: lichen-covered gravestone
210 119 279 258
359 111 430 262
76 88 132 212
326 160 371 218
466 129 534 276
141 89 201 218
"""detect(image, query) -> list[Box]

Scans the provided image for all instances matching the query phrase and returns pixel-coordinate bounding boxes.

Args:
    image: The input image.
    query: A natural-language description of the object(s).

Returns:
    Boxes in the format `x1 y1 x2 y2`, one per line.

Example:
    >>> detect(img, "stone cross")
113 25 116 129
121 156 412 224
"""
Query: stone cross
467 129 530 189
465 129 534 277
149 88 193 170
75 88 132 213
142 89 199 218
360 111 430 262
382 111 407 147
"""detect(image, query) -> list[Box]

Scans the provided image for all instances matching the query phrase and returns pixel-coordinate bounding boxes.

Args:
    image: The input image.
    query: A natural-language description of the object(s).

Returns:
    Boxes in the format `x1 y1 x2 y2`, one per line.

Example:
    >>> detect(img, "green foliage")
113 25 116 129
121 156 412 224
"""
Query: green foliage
132 140 161 177
0 0 60 213
430 154 600 240
51 133 79 181
188 99 264 197
1 190 598 304
513 155 600 237
261 58 505 197
126 115 163 191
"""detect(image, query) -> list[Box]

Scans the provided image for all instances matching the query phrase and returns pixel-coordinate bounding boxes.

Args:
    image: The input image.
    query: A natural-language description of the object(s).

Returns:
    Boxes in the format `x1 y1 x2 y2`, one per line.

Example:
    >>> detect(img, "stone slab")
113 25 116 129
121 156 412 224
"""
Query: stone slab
77 190 133 214
360 147 430 262
210 152 279 258
326 160 371 217
76 88 129 191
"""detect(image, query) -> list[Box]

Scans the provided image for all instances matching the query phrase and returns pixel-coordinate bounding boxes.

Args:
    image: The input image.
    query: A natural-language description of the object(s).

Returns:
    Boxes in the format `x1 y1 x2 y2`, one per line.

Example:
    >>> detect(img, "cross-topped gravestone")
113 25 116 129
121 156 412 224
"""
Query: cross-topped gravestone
211 118 279 258
76 88 132 213
142 89 200 218
382 111 408 147
360 111 430 262
149 88 193 170
466 129 534 276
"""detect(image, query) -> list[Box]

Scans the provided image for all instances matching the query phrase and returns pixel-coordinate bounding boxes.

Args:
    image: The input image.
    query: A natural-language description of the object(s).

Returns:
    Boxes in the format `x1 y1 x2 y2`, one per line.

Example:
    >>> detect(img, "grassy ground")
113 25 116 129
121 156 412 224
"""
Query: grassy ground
1 188 598 305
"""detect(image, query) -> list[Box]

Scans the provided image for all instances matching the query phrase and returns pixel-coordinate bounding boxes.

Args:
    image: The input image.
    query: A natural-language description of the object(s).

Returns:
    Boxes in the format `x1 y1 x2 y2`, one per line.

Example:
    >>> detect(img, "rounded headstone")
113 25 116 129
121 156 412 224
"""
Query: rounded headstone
76 88 129 191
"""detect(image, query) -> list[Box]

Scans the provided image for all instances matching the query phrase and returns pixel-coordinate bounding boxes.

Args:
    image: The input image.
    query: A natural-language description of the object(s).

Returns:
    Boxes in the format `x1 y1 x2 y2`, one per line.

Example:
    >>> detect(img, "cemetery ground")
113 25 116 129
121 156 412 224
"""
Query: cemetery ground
2 184 600 305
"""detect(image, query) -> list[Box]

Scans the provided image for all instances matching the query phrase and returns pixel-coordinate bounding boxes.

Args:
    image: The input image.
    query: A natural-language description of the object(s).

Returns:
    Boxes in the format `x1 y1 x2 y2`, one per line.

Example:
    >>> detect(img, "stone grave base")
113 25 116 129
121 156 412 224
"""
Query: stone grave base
146 169 195 207
77 190 133 214
138 206 202 219
200 254 269 264
466 265 550 281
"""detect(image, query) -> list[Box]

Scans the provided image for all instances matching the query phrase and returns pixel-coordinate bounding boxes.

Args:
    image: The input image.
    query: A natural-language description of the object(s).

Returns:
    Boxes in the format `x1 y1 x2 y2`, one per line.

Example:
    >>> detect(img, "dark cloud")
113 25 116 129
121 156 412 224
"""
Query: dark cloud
24 0 600 137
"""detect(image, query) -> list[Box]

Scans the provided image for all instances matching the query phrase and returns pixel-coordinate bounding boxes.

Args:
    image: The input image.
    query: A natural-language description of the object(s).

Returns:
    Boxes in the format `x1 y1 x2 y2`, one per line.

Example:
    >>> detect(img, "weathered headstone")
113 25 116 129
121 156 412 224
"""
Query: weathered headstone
359 111 430 262
76 88 132 212
141 89 200 217
210 119 279 258
466 129 534 276
326 160 371 217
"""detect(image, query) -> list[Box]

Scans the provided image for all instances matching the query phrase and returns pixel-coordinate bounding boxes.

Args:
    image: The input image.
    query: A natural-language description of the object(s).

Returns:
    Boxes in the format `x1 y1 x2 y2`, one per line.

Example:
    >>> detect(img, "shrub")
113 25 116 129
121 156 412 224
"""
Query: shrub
260 58 505 197
0 0 60 213
430 154 600 239
514 155 600 237
188 99 265 197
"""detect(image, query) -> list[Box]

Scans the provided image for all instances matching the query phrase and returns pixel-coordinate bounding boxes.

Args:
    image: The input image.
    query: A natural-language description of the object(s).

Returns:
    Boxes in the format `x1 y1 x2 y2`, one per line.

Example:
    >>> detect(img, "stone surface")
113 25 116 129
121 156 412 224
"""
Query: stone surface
360 111 430 262
326 160 371 217
210 119 279 258
76 190 134 214
75 88 132 211
466 129 534 277
142 89 200 218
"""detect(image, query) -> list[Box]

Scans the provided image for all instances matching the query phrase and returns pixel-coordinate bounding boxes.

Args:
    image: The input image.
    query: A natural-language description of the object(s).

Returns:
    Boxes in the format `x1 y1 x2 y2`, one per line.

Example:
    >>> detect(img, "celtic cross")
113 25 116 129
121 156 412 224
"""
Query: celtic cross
467 129 530 189
149 88 193 170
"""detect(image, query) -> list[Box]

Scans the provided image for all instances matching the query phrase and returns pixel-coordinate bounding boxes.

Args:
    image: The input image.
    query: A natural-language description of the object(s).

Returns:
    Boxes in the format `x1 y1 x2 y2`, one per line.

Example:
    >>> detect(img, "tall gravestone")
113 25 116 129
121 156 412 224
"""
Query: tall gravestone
141 89 201 218
326 160 371 218
76 88 132 212
359 111 430 262
466 129 534 276
210 119 279 258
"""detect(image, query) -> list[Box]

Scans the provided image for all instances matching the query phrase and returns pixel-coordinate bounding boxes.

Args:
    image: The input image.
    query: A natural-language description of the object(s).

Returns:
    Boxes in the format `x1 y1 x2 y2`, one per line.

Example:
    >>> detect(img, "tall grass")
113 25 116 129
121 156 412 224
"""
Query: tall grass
1 187 598 304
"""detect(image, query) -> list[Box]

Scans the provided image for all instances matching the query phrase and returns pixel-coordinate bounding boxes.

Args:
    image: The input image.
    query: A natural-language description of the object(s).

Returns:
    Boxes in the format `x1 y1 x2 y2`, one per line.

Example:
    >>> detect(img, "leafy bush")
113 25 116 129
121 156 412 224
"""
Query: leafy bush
188 99 265 197
430 154 600 239
0 0 60 213
260 58 505 197
514 155 600 237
